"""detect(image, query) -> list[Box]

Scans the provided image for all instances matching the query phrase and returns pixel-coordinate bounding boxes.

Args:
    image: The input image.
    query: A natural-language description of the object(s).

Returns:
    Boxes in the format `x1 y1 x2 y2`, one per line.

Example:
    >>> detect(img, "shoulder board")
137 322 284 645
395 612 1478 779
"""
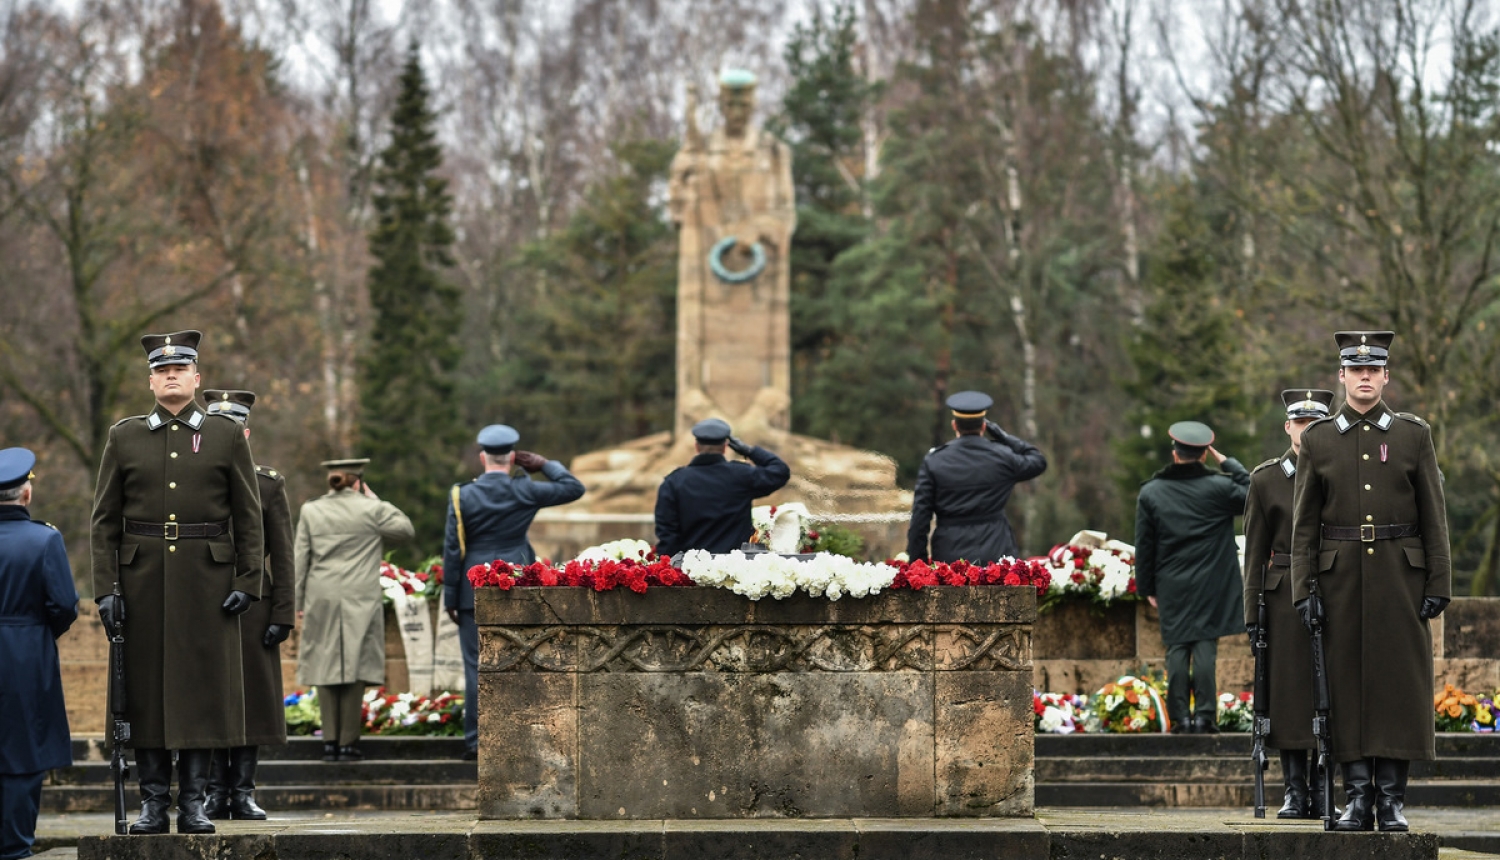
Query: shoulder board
1395 412 1428 428
926 441 951 456
112 414 148 428
206 411 239 424
1249 457 1282 476
255 465 283 479
1302 414 1339 435
31 519 59 531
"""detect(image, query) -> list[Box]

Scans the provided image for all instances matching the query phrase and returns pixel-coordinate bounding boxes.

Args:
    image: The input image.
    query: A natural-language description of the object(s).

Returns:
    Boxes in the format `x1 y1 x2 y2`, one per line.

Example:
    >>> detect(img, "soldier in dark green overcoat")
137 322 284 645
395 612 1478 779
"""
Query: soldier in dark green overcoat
201 390 295 821
1291 331 1451 833
90 331 263 835
1242 389 1335 818
1135 421 1250 733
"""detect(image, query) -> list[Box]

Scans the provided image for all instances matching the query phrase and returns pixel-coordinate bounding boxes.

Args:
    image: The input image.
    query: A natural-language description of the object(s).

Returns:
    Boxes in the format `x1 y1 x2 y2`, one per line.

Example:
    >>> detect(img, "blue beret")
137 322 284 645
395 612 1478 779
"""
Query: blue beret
0 447 37 491
691 418 732 443
141 330 202 368
477 424 520 453
946 390 993 417
1168 421 1215 447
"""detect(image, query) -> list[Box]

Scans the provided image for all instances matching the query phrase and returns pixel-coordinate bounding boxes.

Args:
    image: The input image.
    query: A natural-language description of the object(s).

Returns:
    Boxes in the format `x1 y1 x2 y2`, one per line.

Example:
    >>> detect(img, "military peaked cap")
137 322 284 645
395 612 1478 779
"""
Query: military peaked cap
691 418 732 443
203 389 256 423
0 447 36 491
946 390 993 418
1335 331 1394 367
1168 420 1215 448
141 330 202 368
1281 389 1335 420
320 458 370 475
477 424 520 455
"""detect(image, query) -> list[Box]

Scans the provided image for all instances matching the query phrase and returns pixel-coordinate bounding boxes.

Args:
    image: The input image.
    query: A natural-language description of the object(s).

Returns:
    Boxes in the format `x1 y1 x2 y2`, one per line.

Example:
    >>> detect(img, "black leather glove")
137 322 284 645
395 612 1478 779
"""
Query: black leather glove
97 594 124 634
513 451 546 473
1419 595 1450 620
985 419 1006 441
727 437 753 456
222 590 254 615
263 624 292 647
1295 596 1324 633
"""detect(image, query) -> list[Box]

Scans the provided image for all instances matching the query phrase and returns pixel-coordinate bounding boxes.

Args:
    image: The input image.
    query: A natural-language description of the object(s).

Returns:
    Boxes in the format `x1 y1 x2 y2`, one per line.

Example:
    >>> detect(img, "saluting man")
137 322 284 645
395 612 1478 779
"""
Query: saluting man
444 424 585 760
654 418 791 558
1243 389 1335 818
90 331 264 835
906 391 1048 563
201 390 295 821
1291 331 1451 833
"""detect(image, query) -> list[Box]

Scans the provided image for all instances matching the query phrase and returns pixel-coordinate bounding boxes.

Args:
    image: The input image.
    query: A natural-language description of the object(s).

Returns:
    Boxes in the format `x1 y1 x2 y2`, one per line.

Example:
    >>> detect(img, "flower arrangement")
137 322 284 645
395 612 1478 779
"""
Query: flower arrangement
467 556 694 593
1217 691 1254 733
362 687 464 736
284 689 321 736
1434 684 1488 732
1038 543 1138 610
1090 675 1168 733
1033 691 1089 734
751 503 813 553
1471 691 1498 732
380 555 442 606
574 539 655 563
888 557 1052 596
680 548 897 600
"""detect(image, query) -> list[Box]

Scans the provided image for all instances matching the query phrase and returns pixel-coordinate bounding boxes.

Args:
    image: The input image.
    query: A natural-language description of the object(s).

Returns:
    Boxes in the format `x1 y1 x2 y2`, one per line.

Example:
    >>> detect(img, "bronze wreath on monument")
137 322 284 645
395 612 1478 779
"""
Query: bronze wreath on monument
708 235 766 283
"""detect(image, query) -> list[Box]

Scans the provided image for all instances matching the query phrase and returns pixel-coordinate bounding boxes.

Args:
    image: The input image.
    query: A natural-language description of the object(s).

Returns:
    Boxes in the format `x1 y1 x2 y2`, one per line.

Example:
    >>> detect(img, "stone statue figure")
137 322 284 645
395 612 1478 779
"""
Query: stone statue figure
668 69 796 440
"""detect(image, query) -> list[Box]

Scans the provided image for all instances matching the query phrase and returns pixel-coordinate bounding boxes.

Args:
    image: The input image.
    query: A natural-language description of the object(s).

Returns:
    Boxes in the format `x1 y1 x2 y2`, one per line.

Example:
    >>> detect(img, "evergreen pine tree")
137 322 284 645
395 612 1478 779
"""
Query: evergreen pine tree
359 42 463 559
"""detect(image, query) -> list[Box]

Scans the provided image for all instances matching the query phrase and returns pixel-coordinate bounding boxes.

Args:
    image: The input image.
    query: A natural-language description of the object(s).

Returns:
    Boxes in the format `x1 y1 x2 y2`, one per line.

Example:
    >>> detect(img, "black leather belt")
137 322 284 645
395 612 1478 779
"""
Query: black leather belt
124 519 228 540
1268 552 1291 568
1321 523 1420 543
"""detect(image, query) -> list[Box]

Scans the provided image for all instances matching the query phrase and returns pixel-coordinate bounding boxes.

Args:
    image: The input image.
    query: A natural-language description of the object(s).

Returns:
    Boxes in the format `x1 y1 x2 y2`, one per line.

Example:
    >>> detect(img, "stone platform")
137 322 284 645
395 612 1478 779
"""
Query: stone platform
60 809 1468 859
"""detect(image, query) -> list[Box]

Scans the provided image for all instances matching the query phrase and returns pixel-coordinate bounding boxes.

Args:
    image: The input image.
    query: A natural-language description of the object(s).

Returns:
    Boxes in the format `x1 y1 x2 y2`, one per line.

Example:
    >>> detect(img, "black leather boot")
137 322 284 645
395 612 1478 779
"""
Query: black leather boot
1194 714 1221 734
1374 757 1410 832
128 748 173 835
1332 758 1375 832
322 742 339 762
1277 750 1310 819
175 748 216 834
204 749 231 820
228 745 268 820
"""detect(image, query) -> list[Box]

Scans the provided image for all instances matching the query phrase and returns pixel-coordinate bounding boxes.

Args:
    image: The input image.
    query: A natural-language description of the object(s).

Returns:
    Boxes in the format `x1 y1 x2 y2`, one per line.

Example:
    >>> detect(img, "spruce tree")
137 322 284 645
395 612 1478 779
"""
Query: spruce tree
359 43 463 559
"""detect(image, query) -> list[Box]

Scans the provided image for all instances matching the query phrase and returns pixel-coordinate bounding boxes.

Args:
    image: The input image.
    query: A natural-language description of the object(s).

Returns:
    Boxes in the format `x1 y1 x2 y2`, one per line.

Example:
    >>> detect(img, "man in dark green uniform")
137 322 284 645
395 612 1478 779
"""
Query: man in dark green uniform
1243 389 1335 818
1135 421 1250 734
1291 331 1450 833
90 331 263 835
201 390 294 820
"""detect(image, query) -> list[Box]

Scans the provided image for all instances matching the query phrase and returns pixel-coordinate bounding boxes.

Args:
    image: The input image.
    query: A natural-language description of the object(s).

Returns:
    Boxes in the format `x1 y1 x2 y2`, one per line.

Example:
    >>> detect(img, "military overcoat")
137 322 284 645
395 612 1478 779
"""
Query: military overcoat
0 506 78 775
294 489 413 687
1134 459 1250 645
90 400 264 749
654 447 791 557
1242 450 1314 750
1290 400 1451 762
905 431 1048 563
241 464 295 744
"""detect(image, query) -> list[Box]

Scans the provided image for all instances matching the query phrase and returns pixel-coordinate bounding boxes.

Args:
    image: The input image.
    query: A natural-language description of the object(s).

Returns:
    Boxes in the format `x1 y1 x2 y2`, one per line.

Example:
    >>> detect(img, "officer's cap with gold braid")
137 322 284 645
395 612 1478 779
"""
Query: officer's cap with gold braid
140 330 202 368
0 447 37 491
320 458 370 475
1281 389 1335 420
1335 331 1394 367
203 389 256 424
946 390 993 419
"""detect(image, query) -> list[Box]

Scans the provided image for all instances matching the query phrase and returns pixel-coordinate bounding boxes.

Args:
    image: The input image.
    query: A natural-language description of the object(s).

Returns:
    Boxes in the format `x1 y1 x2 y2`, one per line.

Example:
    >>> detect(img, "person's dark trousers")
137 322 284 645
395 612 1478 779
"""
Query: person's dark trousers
459 608 479 755
0 771 45 860
175 749 215 834
317 684 366 759
128 748 172 835
206 746 267 821
1164 638 1218 730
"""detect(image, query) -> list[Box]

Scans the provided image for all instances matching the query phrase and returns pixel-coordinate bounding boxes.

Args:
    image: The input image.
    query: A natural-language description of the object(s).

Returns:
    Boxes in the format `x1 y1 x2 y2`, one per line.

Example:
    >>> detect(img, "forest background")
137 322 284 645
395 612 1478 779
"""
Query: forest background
3 0 1499 595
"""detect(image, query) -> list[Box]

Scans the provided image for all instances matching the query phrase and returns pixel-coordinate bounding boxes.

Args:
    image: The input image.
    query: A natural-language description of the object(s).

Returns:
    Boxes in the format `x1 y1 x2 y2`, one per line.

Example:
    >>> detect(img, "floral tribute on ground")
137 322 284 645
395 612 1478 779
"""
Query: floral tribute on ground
282 688 464 737
1037 542 1137 610
1435 684 1500 732
380 555 443 605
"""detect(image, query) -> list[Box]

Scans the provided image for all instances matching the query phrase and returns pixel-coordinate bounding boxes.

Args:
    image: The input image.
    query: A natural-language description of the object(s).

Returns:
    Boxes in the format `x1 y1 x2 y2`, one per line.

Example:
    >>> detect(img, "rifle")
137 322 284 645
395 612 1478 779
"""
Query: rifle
1250 569 1271 818
1307 578 1336 831
107 581 131 836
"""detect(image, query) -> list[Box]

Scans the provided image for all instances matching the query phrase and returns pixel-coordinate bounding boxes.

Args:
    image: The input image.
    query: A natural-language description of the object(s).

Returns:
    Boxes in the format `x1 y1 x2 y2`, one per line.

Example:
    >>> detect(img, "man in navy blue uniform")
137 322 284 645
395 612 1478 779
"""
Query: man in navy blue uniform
906 391 1048 563
0 447 79 860
654 418 791 558
443 425 585 759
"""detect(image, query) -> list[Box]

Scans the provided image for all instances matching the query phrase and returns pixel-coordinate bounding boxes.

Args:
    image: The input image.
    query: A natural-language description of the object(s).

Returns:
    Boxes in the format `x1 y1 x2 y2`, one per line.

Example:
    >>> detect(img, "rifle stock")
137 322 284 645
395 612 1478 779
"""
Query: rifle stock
108 580 131 836
1308 581 1336 831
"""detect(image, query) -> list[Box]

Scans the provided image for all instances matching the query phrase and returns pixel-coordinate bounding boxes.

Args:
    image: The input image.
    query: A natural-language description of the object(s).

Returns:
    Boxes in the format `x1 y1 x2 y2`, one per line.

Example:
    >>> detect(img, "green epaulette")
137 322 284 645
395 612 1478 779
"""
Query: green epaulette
1250 457 1282 476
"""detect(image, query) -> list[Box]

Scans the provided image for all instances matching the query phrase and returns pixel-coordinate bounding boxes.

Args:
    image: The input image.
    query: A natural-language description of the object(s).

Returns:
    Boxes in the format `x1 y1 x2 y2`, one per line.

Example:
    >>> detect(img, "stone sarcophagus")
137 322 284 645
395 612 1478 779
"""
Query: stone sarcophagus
476 586 1035 819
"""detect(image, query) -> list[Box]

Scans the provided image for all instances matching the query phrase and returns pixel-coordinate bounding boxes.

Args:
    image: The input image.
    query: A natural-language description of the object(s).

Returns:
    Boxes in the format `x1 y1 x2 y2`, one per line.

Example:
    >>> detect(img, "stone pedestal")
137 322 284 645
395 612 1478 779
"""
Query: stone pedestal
476 586 1036 819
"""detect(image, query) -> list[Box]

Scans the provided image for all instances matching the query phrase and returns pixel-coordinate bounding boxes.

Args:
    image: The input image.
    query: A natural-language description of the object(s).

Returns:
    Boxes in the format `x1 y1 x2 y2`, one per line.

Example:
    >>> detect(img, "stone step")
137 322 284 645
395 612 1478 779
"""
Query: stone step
1033 732 1500 758
41 783 476 814
48 759 475 787
1036 780 1500 808
1037 756 1500 783
68 736 467 762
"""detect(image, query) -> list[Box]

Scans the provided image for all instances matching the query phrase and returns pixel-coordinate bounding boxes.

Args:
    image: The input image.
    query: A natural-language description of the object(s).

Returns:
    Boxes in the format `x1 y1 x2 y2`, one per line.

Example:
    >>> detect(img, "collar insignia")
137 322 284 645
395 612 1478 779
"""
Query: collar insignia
1375 412 1393 430
1334 414 1352 433
1280 458 1296 478
187 411 204 429
147 413 163 430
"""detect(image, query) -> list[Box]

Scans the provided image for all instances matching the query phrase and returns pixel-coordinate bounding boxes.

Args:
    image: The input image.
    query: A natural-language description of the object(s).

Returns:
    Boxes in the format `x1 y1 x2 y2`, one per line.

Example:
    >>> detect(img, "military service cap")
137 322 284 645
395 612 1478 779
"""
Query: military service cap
141 330 202 368
1168 421 1215 449
720 69 758 90
1335 331 1394 366
203 389 256 423
477 424 520 455
1281 389 1335 420
691 418 732 443
320 458 370 475
947 390 994 418
0 447 37 491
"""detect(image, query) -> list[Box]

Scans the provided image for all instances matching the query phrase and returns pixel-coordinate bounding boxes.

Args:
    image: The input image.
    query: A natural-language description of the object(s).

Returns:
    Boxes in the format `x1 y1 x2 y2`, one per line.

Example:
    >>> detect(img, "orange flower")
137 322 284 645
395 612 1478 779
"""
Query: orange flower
1461 695 1478 706
1446 703 1464 719
1125 691 1140 704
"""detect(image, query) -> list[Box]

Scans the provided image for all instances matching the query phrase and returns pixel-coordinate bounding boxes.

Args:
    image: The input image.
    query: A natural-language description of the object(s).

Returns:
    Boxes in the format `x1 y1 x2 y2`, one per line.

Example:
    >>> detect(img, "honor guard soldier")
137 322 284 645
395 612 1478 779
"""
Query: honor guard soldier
1243 389 1335 817
90 330 264 835
200 390 294 821
1291 331 1451 832
444 424 586 759
0 448 78 860
654 418 791 558
905 391 1047 563
1135 421 1249 734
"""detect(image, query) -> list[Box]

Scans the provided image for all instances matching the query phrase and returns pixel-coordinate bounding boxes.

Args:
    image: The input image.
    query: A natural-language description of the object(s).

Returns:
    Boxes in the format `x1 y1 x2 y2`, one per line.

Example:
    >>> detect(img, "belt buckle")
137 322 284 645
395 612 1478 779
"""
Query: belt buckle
1360 524 1375 543
163 522 179 541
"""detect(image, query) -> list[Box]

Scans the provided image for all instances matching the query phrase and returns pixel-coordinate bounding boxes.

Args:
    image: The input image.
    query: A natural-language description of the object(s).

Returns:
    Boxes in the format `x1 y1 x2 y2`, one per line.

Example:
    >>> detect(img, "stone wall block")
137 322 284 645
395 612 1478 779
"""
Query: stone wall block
478 672 578 818
934 671 1034 816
